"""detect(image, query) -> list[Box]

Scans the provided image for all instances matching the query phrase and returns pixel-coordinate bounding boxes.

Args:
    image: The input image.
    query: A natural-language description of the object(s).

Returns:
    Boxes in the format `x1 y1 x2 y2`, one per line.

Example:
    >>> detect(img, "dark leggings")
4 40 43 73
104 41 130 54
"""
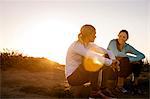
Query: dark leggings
131 61 143 77
117 57 132 78
67 64 100 91
117 57 142 78
101 57 142 88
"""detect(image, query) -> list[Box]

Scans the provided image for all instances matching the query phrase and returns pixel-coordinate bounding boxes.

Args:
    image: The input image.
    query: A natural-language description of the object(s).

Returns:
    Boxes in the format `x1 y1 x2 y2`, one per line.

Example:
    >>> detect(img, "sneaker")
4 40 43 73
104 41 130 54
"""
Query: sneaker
111 88 121 96
90 90 112 98
132 88 143 95
117 87 128 93
102 88 116 98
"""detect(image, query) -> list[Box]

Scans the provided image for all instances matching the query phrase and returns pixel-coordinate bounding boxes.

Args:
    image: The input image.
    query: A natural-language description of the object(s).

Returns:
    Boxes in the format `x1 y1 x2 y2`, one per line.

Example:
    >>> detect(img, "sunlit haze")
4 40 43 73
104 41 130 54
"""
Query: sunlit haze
1 0 150 64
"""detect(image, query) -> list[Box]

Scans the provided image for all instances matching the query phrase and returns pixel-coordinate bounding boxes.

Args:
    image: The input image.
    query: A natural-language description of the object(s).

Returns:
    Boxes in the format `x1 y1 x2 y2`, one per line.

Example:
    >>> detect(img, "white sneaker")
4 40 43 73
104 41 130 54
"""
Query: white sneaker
119 87 128 93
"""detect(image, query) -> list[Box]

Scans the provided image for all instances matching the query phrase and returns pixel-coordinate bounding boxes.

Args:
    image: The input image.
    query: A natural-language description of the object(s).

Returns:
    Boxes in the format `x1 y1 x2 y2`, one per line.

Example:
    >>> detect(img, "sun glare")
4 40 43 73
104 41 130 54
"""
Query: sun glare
94 58 103 66
83 57 103 72
19 18 78 64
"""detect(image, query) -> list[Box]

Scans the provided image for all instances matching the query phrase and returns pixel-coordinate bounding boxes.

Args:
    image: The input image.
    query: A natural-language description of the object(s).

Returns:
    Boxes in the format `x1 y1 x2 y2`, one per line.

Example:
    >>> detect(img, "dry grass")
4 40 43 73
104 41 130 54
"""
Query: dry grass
1 50 72 98
1 67 68 98
1 49 149 98
2 67 149 99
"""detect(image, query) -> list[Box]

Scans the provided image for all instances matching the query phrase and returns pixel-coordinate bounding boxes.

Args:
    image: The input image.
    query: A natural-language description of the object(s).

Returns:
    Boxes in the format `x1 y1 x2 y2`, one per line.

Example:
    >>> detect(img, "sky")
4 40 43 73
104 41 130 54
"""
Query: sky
0 0 150 64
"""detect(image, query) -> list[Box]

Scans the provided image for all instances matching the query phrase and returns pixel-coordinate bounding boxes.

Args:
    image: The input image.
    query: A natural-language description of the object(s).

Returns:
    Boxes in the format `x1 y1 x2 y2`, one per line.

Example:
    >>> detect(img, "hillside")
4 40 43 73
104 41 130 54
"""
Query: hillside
0 50 149 98
1 50 71 98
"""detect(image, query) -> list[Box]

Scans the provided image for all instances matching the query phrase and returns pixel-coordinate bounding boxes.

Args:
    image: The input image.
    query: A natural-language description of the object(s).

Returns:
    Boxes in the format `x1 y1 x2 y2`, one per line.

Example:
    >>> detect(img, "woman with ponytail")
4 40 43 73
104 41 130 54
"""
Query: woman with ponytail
65 24 119 98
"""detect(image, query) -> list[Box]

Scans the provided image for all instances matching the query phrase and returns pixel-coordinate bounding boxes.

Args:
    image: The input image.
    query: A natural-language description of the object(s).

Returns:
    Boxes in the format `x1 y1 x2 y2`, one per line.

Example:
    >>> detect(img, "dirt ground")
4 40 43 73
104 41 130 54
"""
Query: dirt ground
1 66 149 99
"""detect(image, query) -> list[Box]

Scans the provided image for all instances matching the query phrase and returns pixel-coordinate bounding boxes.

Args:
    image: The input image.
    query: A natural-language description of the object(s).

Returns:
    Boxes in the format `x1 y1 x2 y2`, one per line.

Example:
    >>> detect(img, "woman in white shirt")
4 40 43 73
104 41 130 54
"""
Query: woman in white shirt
65 24 118 98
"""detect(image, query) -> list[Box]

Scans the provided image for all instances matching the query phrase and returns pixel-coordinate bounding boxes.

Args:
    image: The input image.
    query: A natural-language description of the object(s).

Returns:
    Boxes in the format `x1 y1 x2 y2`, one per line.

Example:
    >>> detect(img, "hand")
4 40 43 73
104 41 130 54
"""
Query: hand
111 60 120 71
112 59 120 66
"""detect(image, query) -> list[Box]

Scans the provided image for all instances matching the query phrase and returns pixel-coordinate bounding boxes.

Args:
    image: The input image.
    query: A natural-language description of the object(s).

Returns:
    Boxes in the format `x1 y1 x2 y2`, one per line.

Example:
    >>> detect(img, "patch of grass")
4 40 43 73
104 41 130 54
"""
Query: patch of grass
1 49 64 72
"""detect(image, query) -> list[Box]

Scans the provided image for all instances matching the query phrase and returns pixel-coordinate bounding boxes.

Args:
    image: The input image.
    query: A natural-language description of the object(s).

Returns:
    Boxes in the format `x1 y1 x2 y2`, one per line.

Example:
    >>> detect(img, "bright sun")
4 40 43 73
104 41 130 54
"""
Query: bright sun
20 18 78 64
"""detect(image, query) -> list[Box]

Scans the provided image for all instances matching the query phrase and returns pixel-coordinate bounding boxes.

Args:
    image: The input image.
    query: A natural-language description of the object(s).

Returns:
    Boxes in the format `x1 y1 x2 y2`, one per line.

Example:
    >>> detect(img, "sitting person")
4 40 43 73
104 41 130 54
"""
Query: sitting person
65 24 119 98
107 29 145 93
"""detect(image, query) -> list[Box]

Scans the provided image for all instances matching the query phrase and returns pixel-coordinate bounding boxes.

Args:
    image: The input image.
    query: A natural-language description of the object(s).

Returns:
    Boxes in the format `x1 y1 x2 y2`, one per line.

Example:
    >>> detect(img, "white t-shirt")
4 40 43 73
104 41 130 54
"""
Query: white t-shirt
65 41 116 78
